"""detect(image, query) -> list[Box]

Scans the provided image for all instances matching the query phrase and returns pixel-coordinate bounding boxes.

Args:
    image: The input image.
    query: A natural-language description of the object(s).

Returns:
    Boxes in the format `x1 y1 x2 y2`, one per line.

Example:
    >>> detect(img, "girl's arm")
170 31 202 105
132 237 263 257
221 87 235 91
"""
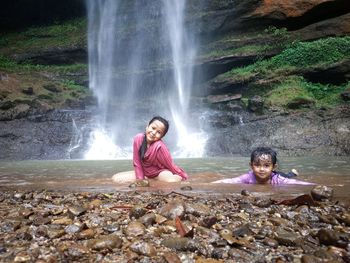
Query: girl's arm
133 135 145 180
212 173 252 184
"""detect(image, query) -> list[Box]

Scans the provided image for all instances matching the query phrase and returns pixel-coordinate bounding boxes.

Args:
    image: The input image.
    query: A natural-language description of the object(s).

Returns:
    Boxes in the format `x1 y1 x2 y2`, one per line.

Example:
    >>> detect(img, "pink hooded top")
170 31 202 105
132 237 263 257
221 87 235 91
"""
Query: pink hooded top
133 133 188 180
212 171 315 185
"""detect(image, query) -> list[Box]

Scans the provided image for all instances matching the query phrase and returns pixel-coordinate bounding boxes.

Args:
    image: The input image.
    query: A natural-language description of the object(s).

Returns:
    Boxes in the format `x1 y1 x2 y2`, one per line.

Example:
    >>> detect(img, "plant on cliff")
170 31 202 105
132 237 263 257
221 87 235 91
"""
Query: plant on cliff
0 18 86 53
265 76 349 109
223 36 350 79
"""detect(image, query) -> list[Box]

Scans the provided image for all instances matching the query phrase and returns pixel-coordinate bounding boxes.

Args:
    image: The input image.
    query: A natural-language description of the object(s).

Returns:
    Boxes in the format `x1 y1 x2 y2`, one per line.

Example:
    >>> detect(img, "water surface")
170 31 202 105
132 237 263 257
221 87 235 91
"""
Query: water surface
0 157 349 202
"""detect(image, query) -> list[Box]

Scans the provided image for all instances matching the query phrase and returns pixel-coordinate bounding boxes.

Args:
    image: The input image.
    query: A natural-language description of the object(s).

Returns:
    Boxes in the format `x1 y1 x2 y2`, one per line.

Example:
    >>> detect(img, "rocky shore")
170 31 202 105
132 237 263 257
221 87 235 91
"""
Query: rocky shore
0 185 349 262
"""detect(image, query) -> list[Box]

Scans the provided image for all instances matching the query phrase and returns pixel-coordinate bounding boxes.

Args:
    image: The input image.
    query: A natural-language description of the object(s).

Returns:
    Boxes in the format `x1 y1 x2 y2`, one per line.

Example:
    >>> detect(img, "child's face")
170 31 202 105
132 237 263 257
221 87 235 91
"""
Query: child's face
250 154 276 184
145 120 166 145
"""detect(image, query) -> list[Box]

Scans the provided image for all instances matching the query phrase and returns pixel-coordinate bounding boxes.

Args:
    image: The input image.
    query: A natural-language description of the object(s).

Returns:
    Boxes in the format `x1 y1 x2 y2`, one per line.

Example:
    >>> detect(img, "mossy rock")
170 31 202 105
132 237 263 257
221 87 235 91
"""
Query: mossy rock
43 84 62 93
37 94 54 100
340 88 350 101
286 97 315 109
0 101 16 110
0 90 10 100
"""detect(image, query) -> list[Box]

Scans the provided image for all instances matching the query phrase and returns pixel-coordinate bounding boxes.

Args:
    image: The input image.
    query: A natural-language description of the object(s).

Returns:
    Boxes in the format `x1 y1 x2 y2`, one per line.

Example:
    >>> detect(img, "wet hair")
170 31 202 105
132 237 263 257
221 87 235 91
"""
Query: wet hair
250 147 277 165
139 116 169 160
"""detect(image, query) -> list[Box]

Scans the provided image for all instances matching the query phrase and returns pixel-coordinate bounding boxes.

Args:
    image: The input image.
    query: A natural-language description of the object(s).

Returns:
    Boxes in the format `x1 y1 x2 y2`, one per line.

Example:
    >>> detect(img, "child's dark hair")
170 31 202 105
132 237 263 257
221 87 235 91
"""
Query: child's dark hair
250 147 277 165
139 116 169 160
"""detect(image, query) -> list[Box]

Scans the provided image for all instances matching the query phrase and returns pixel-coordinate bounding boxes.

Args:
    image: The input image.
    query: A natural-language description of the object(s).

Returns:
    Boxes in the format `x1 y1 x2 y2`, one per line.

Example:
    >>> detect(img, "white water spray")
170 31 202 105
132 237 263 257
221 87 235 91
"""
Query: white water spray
85 0 207 159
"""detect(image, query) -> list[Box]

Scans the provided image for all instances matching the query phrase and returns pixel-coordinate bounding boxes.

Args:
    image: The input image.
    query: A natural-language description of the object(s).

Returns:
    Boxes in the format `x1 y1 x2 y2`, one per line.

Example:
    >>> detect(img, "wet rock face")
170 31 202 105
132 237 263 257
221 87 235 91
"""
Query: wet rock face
0 189 349 262
0 109 92 160
206 106 350 156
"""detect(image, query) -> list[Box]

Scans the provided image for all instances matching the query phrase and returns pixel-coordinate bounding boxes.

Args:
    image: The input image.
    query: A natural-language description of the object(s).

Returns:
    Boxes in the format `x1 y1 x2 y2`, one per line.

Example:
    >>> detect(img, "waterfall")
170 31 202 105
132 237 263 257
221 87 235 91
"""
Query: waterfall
84 0 207 159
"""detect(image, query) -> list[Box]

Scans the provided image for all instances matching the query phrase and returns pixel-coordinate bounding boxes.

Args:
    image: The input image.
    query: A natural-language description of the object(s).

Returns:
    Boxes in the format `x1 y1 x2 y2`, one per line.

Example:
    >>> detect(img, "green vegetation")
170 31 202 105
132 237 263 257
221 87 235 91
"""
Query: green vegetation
202 44 270 59
0 18 91 109
0 55 87 74
0 18 87 53
265 76 349 109
200 26 291 60
263 26 289 38
213 36 350 109
224 36 350 79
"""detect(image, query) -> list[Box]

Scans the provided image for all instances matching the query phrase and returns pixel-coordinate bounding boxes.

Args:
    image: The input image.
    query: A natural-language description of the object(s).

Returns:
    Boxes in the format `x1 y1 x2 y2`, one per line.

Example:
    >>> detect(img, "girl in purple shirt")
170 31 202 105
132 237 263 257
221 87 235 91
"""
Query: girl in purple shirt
212 147 315 185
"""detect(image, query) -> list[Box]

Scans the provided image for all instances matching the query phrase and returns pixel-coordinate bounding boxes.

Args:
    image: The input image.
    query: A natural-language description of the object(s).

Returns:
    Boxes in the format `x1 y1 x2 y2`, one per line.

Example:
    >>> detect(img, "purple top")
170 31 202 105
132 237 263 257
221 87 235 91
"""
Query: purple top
212 171 315 185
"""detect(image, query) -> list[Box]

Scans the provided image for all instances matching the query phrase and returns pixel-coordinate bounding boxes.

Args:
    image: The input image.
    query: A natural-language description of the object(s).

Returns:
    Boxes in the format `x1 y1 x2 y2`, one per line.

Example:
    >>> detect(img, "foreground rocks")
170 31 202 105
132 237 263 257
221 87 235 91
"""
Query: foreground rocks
0 188 349 262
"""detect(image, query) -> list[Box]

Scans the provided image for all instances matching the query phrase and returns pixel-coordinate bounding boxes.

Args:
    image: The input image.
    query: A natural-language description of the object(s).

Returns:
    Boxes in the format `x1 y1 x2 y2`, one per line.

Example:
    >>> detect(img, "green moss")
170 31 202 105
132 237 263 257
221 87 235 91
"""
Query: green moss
202 44 270 59
225 36 350 79
0 18 87 54
264 76 349 108
0 55 87 73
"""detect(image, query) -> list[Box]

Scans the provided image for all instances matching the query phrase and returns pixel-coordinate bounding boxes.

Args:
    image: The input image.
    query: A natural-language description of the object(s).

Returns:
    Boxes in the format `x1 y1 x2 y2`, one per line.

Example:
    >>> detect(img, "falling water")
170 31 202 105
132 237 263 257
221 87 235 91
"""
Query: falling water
84 0 207 159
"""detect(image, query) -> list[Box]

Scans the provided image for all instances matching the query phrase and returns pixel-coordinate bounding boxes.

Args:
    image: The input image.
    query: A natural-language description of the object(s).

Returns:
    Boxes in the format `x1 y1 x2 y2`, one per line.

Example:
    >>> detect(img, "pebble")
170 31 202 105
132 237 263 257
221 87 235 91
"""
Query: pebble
0 189 349 262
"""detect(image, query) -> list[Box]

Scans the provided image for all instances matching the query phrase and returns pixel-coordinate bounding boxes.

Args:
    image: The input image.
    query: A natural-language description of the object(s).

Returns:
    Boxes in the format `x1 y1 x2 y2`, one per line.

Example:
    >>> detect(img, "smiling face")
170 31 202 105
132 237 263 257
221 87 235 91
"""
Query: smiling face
250 154 277 184
145 120 166 146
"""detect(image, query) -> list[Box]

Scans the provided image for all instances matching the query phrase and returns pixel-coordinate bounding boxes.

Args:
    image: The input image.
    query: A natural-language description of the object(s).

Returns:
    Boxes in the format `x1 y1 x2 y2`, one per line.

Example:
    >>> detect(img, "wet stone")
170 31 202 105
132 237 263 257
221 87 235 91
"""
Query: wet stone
20 209 34 219
139 212 156 227
47 226 65 239
35 225 48 237
67 244 90 258
14 251 31 262
85 215 105 228
163 252 182 263
65 223 83 234
76 228 95 240
162 237 196 251
130 241 156 256
88 199 103 209
263 237 279 248
68 205 87 217
51 217 73 225
16 231 32 241
86 234 123 251
13 193 25 200
337 212 350 226
103 222 120 232
313 248 339 261
199 216 218 228
241 189 250 196
232 224 253 237
311 185 334 201
185 202 210 216
129 179 150 188
124 221 145 237
129 205 147 219
0 246 6 254
1 220 21 232
274 227 302 246
317 228 349 248
1 189 350 262
211 248 228 259
159 200 185 219
180 186 193 191
32 216 51 226
254 198 273 208
238 202 253 211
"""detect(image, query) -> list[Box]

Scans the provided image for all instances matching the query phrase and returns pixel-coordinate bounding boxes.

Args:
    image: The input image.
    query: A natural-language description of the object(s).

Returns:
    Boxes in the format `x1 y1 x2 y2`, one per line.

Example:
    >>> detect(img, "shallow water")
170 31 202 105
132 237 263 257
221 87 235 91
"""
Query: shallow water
0 157 349 202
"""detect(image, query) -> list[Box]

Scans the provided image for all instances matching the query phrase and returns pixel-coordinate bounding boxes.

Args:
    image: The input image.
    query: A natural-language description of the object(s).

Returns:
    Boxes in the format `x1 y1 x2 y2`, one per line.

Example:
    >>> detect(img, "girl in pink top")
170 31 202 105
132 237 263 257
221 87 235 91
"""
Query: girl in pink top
112 116 188 183
212 147 315 185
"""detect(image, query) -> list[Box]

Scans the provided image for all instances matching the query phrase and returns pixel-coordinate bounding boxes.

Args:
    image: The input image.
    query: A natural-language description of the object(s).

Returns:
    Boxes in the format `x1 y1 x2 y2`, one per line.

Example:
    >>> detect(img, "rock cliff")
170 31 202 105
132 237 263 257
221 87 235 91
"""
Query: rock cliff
0 0 349 159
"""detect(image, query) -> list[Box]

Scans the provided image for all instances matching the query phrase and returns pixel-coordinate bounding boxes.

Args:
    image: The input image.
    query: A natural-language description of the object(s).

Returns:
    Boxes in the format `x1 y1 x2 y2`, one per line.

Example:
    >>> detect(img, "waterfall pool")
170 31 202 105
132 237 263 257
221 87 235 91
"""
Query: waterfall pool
0 157 349 202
